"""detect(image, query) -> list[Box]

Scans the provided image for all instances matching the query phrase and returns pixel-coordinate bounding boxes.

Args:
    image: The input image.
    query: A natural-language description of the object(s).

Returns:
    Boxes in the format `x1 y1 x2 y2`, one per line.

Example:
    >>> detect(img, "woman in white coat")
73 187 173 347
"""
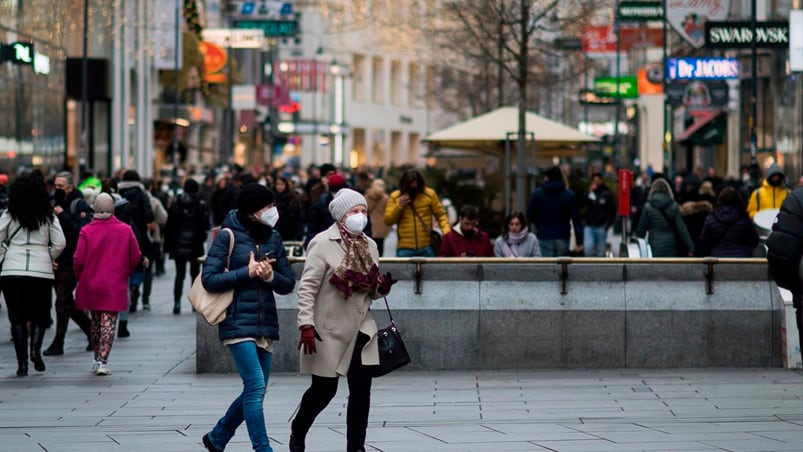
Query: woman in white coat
290 189 396 452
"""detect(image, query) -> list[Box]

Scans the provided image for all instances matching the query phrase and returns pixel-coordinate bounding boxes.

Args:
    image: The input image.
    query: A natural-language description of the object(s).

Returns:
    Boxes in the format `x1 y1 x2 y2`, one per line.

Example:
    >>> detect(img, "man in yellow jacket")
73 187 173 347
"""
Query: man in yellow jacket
747 163 788 219
384 169 451 257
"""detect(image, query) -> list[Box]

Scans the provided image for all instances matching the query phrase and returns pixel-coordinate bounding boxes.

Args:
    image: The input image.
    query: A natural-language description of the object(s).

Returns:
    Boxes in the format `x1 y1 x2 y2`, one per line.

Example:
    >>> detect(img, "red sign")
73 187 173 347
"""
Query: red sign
256 84 291 107
582 25 665 56
618 169 633 217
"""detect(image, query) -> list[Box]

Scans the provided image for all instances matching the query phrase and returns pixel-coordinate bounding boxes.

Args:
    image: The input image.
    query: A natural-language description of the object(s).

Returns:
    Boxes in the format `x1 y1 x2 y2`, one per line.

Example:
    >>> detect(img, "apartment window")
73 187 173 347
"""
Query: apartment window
372 56 385 104
390 60 402 106
391 131 403 166
425 65 437 109
352 54 366 102
408 62 420 107
408 133 420 163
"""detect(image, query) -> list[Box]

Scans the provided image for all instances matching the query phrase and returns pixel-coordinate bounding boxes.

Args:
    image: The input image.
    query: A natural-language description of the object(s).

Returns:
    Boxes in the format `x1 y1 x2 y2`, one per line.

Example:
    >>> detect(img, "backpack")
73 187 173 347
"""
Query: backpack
765 188 803 292
70 198 93 229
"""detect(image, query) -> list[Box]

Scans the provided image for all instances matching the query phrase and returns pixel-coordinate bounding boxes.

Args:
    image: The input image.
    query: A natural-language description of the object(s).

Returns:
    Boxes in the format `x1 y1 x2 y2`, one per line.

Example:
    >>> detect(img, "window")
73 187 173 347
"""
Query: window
391 60 402 106
372 56 385 104
352 54 366 102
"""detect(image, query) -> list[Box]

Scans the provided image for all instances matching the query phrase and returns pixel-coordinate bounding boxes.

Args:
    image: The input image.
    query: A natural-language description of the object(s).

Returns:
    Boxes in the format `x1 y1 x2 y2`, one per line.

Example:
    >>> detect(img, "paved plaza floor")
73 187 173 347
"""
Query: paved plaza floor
1 264 802 451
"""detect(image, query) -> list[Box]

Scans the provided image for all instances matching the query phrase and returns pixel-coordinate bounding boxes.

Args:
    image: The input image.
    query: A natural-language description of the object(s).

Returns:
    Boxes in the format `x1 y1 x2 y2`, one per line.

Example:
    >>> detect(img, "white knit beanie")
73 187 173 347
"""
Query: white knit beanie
329 188 367 222
93 193 115 220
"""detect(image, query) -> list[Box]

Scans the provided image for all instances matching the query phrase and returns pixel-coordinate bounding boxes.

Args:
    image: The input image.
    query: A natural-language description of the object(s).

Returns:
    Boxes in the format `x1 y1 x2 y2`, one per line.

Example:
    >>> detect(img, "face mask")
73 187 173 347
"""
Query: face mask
259 207 279 227
53 189 66 204
344 213 368 234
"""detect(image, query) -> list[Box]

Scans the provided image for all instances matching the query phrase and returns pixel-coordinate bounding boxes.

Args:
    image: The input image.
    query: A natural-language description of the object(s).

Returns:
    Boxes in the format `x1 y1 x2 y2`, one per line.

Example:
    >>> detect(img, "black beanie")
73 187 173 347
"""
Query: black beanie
184 178 200 194
237 183 275 214
544 166 563 182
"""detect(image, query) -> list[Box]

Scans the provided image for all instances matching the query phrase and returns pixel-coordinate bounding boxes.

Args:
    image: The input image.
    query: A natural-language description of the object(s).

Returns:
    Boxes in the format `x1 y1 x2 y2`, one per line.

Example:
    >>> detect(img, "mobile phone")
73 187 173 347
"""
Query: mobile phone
257 251 275 262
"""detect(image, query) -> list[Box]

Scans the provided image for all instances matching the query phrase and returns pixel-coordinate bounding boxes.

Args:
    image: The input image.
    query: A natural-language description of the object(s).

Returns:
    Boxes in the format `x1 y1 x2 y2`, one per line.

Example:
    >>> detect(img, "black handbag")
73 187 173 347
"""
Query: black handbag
375 297 411 377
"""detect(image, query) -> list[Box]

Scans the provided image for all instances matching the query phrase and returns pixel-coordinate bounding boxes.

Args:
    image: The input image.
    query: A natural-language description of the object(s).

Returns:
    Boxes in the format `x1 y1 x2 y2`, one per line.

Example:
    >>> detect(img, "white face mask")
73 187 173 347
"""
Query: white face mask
344 213 368 234
259 206 279 228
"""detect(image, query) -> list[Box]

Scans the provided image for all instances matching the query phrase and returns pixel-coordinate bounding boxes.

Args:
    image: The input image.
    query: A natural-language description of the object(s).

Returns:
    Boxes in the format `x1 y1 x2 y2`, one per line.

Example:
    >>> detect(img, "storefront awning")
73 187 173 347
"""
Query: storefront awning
679 110 727 145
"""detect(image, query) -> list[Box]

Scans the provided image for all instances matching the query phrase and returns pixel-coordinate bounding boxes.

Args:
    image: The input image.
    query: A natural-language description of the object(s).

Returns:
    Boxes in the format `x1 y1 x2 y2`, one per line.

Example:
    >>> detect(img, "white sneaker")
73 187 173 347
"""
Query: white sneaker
95 363 110 376
91 360 100 372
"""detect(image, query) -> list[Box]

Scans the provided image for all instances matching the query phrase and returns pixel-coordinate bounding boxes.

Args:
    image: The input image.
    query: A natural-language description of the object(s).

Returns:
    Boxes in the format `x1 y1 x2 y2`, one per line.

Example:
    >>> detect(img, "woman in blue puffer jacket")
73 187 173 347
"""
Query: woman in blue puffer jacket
201 183 295 452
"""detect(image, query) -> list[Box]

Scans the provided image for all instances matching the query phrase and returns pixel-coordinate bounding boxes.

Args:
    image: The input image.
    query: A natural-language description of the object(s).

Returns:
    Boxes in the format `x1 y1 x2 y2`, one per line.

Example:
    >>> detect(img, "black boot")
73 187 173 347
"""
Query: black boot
173 300 181 315
11 324 28 376
117 320 130 338
29 324 46 372
129 286 139 313
288 434 305 452
43 312 68 356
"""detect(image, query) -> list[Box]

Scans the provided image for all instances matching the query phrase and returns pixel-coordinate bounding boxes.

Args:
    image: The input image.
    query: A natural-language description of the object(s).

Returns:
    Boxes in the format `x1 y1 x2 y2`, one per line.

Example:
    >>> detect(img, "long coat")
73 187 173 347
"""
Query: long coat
636 192 695 257
366 187 390 239
296 223 382 377
74 216 141 311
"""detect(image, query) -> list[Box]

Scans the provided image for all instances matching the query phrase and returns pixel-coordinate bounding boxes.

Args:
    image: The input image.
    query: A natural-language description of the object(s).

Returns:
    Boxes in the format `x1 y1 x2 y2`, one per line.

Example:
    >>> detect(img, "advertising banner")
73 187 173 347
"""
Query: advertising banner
666 0 730 48
665 80 729 108
582 25 664 56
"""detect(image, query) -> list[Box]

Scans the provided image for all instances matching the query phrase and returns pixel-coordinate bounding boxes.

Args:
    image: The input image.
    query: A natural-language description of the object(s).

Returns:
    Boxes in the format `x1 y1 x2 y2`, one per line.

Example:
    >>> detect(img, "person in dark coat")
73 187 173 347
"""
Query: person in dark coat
116 170 156 315
43 171 93 356
164 179 211 314
201 183 295 452
526 166 583 257
697 187 759 257
273 176 303 241
582 172 616 257
679 186 713 256
636 178 695 257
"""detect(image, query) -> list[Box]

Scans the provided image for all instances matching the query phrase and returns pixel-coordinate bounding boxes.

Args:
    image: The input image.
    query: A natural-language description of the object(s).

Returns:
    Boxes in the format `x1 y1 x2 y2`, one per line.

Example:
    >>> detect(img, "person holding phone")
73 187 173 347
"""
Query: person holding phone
201 183 295 452
438 205 494 258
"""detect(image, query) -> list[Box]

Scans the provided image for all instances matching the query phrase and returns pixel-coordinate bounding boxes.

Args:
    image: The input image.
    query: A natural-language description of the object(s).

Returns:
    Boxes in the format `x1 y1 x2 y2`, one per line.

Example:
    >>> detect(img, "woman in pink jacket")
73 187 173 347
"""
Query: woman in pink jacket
74 193 142 375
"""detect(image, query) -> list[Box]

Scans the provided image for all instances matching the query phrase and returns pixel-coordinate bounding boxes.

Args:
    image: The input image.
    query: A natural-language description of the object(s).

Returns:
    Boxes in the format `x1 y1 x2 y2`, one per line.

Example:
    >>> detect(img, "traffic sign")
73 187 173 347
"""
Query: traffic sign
233 20 299 38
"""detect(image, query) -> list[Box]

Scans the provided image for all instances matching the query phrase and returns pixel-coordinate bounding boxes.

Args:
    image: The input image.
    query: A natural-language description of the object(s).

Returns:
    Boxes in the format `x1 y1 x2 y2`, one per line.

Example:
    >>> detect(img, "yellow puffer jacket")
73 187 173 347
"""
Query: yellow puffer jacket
747 180 788 219
384 187 452 250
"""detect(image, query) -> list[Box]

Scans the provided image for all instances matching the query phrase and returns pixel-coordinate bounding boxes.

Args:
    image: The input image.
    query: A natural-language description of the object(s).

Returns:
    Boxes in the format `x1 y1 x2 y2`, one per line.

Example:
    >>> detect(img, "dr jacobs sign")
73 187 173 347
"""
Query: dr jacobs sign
705 21 789 49
665 57 739 80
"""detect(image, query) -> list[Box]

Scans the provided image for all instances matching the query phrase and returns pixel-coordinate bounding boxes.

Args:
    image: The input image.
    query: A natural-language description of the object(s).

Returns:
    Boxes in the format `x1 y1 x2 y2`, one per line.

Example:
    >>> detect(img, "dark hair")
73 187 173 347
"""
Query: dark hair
590 172 603 180
101 178 118 195
714 186 746 212
7 172 54 231
503 210 528 235
399 169 426 195
459 204 479 220
122 170 141 182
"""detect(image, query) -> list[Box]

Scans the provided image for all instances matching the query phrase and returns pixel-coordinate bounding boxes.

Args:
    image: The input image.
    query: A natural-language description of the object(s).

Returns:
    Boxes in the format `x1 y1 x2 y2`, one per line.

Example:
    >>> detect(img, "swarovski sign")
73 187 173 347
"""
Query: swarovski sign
705 21 789 48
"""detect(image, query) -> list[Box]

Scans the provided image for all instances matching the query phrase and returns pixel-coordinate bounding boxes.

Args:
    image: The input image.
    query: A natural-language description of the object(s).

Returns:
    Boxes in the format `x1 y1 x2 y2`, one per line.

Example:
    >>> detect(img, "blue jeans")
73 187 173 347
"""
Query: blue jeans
583 226 607 257
539 239 570 257
207 341 274 452
397 246 436 258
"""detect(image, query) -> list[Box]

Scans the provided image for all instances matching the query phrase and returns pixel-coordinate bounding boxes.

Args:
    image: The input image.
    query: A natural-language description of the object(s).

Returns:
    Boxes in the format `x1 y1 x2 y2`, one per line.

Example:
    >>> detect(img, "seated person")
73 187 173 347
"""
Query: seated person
439 205 494 257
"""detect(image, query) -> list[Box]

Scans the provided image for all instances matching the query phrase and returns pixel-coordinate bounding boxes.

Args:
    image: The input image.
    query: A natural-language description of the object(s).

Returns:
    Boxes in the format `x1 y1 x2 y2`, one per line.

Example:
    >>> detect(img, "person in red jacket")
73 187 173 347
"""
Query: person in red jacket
438 205 494 257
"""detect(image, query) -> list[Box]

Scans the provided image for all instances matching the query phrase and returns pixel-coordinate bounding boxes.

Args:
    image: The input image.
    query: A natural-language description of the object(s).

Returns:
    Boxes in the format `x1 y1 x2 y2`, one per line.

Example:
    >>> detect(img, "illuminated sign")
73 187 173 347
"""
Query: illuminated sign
0 41 34 65
33 52 50 74
665 57 739 80
618 1 663 21
594 76 639 98
233 19 299 37
705 21 789 49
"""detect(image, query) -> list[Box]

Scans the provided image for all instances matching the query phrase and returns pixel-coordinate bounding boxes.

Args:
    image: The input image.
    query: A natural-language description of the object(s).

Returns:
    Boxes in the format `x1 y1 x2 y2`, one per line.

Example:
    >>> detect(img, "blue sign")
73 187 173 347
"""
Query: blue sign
241 2 255 15
666 58 739 80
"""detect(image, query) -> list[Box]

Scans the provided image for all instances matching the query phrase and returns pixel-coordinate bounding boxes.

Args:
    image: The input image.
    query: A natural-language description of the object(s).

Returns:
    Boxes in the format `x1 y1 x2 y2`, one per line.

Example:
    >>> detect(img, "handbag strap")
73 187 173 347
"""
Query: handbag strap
222 227 235 271
410 205 432 234
382 296 396 325
3 224 23 247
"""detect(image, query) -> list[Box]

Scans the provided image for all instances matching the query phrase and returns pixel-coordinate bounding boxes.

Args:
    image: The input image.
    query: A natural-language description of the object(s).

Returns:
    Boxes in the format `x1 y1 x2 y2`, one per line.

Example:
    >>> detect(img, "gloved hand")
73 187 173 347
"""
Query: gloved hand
377 272 398 295
298 325 320 355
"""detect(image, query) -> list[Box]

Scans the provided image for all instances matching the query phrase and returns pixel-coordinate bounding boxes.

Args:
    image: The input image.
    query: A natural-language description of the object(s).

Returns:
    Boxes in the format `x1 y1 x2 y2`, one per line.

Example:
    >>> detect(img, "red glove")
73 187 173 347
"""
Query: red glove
377 272 398 295
298 325 320 355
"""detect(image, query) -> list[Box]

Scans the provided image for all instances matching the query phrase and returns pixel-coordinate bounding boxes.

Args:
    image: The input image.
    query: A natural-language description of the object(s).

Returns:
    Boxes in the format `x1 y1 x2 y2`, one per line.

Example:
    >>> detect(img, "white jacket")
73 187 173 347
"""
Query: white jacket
0 211 66 280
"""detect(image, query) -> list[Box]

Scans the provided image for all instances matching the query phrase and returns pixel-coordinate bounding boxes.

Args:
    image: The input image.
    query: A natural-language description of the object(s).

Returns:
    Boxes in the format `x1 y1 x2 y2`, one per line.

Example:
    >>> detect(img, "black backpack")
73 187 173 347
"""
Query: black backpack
765 188 803 292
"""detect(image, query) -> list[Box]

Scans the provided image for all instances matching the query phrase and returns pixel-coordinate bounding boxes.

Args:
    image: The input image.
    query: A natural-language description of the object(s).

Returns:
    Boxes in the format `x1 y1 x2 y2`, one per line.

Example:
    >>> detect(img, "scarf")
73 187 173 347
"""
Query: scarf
329 223 380 299
502 227 529 257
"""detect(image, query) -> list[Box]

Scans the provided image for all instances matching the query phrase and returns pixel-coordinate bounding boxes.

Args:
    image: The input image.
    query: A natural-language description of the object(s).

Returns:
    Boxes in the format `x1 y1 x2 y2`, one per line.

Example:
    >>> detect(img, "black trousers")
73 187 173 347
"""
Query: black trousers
52 265 91 344
173 258 201 304
291 332 375 451
3 276 53 328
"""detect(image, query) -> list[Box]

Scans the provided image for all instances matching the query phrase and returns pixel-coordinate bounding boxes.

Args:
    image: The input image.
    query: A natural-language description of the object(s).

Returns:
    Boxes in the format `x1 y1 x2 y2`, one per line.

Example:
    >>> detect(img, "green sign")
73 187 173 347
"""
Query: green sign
618 1 663 21
233 20 299 38
594 76 639 99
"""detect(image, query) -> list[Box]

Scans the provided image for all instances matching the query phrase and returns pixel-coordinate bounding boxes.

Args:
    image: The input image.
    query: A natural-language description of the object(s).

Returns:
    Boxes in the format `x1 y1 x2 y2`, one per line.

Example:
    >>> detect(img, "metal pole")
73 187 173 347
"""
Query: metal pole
613 2 622 166
77 0 89 182
504 134 511 214
662 0 669 174
171 0 180 192
749 0 759 187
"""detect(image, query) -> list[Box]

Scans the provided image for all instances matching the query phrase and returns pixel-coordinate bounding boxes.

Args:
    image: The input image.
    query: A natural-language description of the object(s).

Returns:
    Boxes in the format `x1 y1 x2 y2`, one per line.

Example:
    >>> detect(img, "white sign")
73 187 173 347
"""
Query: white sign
231 84 257 110
791 10 803 72
666 0 731 49
33 52 50 75
202 28 264 49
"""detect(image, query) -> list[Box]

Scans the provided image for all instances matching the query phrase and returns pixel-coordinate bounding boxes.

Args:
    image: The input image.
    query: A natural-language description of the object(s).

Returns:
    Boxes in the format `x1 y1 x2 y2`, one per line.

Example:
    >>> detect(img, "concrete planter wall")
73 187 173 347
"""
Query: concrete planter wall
197 258 783 373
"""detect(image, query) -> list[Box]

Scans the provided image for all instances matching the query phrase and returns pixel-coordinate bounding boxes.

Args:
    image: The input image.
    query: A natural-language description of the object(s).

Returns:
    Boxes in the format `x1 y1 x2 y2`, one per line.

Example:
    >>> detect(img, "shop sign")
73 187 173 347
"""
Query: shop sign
618 1 663 21
594 76 639 98
704 21 789 48
665 80 729 107
0 41 34 65
665 57 739 80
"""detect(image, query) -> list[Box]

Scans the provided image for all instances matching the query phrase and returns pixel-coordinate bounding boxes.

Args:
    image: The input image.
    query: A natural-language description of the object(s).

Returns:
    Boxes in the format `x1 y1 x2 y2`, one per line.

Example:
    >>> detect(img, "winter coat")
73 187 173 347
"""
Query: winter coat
697 205 759 257
147 190 168 244
0 212 65 279
636 192 695 257
384 187 451 250
54 189 92 266
765 188 803 292
117 181 156 258
526 180 584 243
366 187 390 239
494 232 541 257
202 210 295 342
747 164 788 218
582 184 617 229
679 199 713 255
164 192 210 260
296 223 382 377
274 189 303 241
439 224 494 257
74 216 141 311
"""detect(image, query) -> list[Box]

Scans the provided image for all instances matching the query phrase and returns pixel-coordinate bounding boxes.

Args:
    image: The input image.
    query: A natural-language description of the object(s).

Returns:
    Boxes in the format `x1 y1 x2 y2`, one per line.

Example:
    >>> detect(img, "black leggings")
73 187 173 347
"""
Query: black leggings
173 258 201 303
291 333 375 451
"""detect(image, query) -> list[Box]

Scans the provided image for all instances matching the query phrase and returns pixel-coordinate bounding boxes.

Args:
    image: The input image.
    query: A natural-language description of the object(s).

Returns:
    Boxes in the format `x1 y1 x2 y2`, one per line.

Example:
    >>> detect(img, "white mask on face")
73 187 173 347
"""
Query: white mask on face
259 206 279 227
344 213 368 234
